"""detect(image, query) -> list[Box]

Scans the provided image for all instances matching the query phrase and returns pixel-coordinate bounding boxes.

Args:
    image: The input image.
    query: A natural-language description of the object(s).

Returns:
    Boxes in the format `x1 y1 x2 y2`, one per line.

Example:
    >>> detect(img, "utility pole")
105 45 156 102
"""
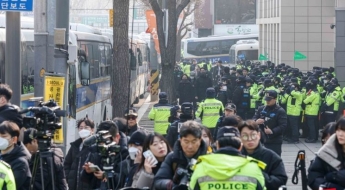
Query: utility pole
5 12 21 106
55 0 69 154
34 0 56 97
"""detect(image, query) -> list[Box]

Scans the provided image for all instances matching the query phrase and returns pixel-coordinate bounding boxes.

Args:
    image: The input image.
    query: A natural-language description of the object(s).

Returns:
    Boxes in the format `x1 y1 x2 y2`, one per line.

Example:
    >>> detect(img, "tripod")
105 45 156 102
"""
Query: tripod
31 150 56 190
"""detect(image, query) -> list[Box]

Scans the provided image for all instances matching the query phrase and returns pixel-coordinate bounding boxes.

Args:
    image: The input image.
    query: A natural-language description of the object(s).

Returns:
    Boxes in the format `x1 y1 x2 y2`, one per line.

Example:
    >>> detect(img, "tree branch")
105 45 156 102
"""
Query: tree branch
180 22 193 32
176 0 191 20
149 0 163 16
180 27 189 39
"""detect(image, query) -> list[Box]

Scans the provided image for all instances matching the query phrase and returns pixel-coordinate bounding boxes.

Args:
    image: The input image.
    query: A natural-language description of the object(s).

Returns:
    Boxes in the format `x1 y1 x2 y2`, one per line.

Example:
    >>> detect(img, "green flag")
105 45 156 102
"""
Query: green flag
294 51 307 60
259 54 268 61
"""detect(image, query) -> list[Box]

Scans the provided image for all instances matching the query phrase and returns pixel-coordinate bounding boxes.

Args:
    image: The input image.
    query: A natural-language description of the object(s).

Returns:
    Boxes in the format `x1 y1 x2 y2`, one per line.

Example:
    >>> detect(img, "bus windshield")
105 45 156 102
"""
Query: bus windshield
237 50 258 61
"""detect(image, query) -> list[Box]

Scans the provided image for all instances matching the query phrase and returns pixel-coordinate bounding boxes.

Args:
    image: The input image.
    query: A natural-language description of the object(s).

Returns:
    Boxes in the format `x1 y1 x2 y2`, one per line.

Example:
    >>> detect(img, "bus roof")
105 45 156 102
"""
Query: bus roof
181 34 259 42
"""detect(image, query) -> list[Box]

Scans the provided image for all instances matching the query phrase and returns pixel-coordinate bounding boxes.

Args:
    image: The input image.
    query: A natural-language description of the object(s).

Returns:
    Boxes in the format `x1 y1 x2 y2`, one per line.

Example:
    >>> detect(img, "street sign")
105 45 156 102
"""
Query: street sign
0 0 33 11
294 51 307 60
109 9 113 27
259 54 268 60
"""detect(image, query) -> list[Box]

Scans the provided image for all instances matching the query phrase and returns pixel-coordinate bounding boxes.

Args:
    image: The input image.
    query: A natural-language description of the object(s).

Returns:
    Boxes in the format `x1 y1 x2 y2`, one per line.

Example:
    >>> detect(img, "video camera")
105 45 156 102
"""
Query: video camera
84 130 121 158
173 159 197 190
20 99 66 151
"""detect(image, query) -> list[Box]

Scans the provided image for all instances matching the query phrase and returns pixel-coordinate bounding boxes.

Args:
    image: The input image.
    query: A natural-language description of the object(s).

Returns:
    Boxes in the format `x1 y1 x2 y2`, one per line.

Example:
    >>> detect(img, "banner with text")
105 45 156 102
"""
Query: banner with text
146 10 160 54
44 76 65 144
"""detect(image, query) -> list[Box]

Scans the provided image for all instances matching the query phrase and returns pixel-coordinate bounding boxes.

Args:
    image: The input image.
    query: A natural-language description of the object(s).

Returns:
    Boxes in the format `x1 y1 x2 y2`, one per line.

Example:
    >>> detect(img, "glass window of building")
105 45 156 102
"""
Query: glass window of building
214 0 256 24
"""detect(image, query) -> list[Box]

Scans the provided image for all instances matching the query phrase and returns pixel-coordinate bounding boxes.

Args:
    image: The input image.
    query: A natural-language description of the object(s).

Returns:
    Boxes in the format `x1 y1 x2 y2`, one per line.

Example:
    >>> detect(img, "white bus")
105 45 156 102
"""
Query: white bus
181 34 258 63
229 39 259 64
0 21 151 150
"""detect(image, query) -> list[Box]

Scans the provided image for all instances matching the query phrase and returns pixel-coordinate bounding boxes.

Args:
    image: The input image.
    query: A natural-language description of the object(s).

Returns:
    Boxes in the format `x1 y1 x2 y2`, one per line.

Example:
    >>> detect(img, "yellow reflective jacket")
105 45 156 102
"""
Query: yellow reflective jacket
0 160 16 190
196 98 224 128
148 102 172 135
190 151 266 190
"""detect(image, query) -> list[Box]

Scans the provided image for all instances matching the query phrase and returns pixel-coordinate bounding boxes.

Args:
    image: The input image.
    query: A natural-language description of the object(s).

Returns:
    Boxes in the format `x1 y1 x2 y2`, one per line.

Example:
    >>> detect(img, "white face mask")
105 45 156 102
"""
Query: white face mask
0 137 9 150
79 129 91 139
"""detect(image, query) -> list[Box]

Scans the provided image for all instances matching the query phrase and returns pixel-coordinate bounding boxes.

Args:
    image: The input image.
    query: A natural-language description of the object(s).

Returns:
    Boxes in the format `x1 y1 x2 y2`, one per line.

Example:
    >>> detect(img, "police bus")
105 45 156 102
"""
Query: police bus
181 34 258 64
0 18 151 149
229 39 259 64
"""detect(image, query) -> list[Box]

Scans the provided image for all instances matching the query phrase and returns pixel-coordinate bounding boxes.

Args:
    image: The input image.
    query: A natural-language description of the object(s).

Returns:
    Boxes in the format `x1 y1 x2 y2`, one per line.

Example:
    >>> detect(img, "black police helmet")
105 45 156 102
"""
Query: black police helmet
181 102 193 115
206 88 216 98
159 92 167 99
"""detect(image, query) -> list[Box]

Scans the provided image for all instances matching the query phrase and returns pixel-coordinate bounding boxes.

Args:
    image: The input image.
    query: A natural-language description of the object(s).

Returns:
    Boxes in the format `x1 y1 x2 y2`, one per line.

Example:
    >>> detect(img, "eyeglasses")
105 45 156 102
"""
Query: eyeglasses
127 116 137 120
241 133 258 141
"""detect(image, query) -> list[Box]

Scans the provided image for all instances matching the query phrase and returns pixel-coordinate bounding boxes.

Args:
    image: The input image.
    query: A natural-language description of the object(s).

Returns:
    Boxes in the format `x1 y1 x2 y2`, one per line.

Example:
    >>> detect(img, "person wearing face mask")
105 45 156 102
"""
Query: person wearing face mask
23 128 68 190
63 118 95 190
118 130 147 188
0 121 31 190
194 68 213 102
178 74 194 106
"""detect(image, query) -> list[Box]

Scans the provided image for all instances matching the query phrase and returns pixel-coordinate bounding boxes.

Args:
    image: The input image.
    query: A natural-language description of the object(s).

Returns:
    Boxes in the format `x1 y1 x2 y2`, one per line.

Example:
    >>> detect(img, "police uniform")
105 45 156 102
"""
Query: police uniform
190 127 266 190
303 88 321 143
0 160 16 189
148 92 173 135
196 88 224 136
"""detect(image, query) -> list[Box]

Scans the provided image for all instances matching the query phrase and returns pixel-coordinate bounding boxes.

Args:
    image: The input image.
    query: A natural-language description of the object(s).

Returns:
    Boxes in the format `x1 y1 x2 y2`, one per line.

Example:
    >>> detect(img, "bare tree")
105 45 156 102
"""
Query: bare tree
112 0 130 117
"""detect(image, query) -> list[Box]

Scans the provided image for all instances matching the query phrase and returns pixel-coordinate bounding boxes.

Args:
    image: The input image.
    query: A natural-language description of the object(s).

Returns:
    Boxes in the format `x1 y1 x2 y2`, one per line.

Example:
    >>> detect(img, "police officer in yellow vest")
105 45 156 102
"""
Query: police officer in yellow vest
320 78 342 126
190 126 266 190
148 92 173 135
0 159 16 189
196 88 224 136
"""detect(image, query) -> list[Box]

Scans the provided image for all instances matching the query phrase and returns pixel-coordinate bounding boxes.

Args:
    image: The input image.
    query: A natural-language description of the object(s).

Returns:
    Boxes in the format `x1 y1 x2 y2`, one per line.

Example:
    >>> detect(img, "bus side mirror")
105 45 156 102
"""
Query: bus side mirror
130 50 137 70
80 61 90 86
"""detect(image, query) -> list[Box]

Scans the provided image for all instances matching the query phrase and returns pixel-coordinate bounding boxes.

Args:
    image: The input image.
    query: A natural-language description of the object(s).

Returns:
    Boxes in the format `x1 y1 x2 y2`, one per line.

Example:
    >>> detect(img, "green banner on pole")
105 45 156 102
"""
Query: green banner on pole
294 51 307 60
259 54 268 61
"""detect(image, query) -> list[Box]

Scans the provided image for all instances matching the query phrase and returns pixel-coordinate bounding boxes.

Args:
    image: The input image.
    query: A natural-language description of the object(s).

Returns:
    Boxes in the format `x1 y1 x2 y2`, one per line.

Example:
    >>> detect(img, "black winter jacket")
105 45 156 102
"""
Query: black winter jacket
242 143 288 190
81 132 129 190
0 104 23 128
308 134 345 190
166 115 193 148
64 138 95 190
178 80 195 104
253 104 287 144
1 142 31 190
232 83 245 110
195 75 213 101
154 140 208 190
30 147 68 190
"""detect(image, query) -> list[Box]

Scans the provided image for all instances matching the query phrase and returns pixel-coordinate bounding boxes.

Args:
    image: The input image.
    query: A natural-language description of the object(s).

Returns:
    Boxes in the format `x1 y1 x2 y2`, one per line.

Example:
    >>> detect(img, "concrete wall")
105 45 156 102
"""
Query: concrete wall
335 8 345 87
257 0 336 71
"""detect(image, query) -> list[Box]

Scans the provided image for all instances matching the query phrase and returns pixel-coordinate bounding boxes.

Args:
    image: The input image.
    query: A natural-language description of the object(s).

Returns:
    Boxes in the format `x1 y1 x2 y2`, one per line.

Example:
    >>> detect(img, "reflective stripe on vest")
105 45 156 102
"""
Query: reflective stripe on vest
203 103 222 106
198 175 258 184
203 113 220 116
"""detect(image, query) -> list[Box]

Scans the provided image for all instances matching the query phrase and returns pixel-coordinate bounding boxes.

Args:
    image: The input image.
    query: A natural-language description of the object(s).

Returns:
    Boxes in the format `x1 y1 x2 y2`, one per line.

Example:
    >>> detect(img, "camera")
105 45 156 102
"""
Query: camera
173 159 197 190
20 99 66 151
83 130 121 158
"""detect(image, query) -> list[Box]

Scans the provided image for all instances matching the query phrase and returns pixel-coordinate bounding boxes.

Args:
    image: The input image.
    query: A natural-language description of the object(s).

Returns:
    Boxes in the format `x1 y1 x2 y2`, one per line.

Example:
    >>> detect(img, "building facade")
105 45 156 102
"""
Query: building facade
256 0 340 71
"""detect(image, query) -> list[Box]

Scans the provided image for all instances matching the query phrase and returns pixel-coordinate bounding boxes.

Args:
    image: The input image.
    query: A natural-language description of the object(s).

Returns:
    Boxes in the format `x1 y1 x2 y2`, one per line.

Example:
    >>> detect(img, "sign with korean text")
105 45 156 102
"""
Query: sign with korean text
44 76 65 143
0 0 33 12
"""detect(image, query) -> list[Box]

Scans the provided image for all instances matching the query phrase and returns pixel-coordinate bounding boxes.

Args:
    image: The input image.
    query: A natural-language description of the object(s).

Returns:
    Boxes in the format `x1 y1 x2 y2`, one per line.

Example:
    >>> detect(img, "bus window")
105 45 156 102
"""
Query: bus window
105 44 112 76
99 44 106 77
68 64 76 118
221 40 235 54
237 50 258 61
137 48 143 66
92 42 100 79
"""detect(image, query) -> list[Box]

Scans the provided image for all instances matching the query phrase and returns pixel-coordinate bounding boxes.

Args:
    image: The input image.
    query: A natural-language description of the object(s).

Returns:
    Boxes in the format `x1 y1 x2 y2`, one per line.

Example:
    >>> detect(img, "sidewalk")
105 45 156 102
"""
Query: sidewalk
136 94 321 189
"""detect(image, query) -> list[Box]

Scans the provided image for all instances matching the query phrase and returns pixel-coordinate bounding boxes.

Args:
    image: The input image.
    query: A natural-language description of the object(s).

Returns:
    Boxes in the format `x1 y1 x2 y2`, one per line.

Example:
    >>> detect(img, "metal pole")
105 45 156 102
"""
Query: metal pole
55 0 70 155
5 12 21 106
34 0 48 98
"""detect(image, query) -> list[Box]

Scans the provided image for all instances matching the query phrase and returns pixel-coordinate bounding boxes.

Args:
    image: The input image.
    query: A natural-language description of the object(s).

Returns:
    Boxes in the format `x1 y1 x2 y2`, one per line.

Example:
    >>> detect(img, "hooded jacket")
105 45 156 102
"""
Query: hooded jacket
308 134 345 189
64 138 95 190
154 140 208 190
1 141 31 190
190 147 266 190
242 143 288 190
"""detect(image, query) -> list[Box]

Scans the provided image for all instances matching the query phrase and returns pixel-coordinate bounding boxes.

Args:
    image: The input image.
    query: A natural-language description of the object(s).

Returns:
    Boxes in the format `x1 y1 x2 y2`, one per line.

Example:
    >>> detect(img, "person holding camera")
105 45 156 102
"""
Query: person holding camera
23 128 68 190
63 118 95 190
189 126 266 190
253 90 287 156
0 121 31 190
166 102 194 148
154 121 208 190
82 120 128 189
0 84 23 128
